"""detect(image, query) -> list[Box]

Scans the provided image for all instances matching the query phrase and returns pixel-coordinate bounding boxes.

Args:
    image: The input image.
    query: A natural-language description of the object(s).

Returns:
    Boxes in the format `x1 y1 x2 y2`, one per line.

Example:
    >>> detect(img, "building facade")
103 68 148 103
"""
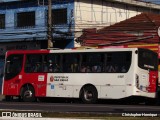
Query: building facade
0 0 160 93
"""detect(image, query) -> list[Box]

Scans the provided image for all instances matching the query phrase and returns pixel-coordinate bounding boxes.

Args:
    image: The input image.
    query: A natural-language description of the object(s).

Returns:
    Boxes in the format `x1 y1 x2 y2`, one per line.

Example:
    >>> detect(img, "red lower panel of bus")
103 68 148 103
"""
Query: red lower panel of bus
148 71 158 92
23 73 47 97
3 73 47 97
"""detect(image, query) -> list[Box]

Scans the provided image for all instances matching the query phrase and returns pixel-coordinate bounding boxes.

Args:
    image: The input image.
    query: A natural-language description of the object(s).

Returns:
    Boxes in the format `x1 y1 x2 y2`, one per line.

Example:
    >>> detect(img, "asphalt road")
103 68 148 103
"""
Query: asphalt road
0 101 160 114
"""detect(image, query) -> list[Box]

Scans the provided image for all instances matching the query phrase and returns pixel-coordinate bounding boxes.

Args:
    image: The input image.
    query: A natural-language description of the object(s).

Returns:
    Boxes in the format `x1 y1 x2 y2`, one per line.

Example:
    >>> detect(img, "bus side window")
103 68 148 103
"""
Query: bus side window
62 53 79 73
106 64 117 73
43 61 48 72
25 55 43 73
54 63 61 72
81 53 103 73
34 62 41 72
25 56 33 73
105 52 131 73
92 65 101 72
25 63 32 73
71 59 79 72
48 60 53 72
121 66 126 72
47 54 62 73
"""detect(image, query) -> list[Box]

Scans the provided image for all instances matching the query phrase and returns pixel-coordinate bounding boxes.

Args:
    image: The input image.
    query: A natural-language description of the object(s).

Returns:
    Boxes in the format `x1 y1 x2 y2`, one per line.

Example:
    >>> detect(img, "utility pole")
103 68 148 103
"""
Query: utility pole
48 0 53 48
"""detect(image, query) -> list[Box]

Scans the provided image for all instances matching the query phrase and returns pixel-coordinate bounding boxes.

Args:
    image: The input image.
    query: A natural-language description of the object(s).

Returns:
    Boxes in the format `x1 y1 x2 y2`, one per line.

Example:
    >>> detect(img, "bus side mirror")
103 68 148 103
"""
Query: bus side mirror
6 61 11 74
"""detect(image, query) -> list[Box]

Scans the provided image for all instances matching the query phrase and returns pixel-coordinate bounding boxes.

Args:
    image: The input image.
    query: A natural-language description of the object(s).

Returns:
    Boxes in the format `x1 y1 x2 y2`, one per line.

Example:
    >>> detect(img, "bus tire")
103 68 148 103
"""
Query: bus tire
21 85 36 102
80 86 98 104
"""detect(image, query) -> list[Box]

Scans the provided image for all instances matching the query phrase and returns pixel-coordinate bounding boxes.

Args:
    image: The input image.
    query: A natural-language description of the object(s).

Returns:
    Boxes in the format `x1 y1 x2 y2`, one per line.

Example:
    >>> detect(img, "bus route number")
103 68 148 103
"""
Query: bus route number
118 75 124 78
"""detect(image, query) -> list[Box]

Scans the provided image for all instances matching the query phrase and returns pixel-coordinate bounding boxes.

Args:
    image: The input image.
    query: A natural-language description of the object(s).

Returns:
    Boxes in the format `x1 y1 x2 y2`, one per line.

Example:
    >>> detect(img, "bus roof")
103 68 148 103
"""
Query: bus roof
5 48 141 55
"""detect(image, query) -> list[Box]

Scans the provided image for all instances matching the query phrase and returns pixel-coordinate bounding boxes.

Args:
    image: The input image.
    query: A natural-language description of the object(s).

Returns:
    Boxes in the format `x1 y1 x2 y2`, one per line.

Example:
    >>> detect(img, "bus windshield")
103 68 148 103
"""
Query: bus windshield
138 48 158 71
4 54 23 80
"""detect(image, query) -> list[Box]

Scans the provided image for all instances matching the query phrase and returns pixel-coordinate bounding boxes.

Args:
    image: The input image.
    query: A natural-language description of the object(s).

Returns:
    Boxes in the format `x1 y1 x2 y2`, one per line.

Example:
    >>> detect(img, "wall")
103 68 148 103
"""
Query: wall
0 1 74 48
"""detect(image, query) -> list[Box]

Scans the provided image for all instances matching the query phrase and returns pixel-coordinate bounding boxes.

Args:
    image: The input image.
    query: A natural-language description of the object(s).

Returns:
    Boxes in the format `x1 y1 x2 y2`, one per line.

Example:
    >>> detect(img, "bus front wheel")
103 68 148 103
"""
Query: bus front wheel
21 85 36 102
81 86 98 104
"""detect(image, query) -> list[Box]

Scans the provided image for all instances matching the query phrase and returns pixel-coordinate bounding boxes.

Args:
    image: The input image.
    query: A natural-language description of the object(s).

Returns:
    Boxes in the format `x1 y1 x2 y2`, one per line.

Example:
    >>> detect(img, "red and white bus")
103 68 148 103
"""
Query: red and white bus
2 48 158 103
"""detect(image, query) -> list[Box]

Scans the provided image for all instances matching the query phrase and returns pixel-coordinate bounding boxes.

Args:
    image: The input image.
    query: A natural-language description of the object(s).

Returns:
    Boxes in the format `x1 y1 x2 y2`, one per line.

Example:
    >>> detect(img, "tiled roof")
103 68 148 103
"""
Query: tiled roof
79 12 160 46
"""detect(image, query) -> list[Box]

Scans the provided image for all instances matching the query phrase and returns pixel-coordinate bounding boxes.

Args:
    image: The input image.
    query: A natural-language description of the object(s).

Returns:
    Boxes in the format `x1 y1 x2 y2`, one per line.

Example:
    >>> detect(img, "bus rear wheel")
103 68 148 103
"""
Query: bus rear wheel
21 85 36 102
81 86 98 104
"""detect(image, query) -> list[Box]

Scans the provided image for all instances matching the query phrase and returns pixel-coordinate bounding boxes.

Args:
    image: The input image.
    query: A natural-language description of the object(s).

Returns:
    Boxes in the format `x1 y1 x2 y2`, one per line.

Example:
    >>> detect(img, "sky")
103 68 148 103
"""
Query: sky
141 0 160 4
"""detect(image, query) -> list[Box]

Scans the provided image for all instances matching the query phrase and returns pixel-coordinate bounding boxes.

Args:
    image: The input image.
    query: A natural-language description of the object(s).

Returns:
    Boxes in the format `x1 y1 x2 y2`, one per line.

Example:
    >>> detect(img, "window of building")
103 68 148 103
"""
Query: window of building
52 8 67 25
17 11 35 28
0 14 5 29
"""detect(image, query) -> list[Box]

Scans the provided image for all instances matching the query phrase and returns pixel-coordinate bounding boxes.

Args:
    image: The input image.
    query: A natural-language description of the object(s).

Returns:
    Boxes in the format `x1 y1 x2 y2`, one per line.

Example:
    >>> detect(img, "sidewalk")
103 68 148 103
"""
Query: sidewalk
0 95 4 101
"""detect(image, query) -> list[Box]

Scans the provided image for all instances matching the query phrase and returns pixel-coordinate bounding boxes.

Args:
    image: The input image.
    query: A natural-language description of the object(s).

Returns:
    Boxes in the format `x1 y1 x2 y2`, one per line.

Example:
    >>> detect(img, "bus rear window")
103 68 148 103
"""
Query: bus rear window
138 49 158 70
4 54 23 80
